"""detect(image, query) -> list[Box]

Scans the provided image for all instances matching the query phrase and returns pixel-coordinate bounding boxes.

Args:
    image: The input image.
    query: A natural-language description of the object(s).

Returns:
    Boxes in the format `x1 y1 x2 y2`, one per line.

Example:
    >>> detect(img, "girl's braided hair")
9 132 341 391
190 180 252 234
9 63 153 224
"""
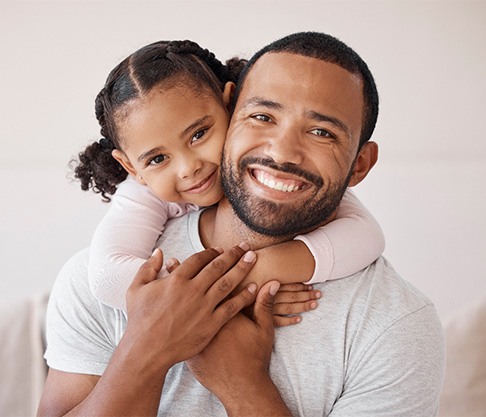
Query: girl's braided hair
72 40 247 201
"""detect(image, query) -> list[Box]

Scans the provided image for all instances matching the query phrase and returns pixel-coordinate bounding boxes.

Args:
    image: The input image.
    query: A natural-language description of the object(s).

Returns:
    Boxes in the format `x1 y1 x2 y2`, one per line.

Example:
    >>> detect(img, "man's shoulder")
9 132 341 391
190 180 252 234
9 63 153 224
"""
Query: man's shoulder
48 248 121 324
327 255 441 342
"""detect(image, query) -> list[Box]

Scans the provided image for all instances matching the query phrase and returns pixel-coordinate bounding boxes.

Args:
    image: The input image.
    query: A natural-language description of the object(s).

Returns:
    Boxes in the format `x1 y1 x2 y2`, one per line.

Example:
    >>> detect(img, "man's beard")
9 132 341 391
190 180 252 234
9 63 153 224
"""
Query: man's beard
221 152 354 238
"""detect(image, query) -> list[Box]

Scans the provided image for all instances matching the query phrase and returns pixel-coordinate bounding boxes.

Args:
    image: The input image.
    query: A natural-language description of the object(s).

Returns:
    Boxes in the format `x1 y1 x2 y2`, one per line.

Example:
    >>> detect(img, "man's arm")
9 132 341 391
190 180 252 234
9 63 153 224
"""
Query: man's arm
187 281 292 417
38 245 259 417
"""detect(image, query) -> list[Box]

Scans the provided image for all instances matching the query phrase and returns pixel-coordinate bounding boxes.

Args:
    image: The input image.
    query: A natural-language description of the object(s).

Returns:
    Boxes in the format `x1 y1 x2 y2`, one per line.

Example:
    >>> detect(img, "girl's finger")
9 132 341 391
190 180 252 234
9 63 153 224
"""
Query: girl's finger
273 314 302 327
279 283 313 292
274 289 321 305
273 300 318 316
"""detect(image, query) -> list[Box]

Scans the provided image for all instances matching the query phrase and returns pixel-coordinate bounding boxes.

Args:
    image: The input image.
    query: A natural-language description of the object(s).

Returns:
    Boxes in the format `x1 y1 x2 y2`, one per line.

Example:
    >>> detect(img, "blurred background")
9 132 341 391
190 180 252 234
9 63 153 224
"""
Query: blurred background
1 0 485 321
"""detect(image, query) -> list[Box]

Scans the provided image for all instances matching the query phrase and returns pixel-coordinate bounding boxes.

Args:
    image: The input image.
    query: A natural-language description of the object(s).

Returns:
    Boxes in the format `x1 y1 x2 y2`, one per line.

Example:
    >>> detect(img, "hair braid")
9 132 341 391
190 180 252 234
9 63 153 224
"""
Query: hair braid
166 40 233 83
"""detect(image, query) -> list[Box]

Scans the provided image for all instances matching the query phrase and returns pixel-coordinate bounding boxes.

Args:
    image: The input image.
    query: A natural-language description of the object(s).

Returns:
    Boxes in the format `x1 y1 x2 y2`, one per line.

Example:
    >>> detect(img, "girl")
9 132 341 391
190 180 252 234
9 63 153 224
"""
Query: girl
73 40 385 324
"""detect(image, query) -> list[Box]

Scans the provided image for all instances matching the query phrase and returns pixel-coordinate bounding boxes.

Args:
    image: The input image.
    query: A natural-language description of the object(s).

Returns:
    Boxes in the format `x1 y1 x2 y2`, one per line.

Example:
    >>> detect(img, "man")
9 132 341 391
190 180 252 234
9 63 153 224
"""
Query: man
38 32 445 416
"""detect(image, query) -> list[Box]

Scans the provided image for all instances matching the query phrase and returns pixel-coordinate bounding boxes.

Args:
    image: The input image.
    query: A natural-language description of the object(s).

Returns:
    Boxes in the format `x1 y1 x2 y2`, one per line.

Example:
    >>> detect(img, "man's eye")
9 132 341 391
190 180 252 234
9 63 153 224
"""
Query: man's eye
191 129 207 143
310 128 334 138
253 114 271 122
149 154 168 165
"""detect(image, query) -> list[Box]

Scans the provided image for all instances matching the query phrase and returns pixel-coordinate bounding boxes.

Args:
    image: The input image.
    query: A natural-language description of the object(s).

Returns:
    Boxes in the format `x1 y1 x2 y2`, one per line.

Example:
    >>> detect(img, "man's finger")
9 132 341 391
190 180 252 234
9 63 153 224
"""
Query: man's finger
130 248 164 287
196 244 249 291
253 281 280 330
213 282 258 325
170 247 222 280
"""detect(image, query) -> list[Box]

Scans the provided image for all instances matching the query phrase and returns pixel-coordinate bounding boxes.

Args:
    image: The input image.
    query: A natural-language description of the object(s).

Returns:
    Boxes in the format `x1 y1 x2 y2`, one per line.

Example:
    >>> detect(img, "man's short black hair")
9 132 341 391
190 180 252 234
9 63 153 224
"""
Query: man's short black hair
231 32 379 149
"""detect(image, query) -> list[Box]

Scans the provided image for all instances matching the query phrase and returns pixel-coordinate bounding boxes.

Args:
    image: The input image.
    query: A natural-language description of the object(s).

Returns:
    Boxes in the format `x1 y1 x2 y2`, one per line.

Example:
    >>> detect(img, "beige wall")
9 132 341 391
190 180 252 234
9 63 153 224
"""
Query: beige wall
1 0 485 319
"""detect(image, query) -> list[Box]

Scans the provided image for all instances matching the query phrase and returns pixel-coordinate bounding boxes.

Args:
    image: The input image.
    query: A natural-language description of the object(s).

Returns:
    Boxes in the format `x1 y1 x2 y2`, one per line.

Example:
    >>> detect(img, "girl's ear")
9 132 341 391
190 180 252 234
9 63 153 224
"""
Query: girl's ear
112 149 147 185
348 141 379 187
222 82 235 109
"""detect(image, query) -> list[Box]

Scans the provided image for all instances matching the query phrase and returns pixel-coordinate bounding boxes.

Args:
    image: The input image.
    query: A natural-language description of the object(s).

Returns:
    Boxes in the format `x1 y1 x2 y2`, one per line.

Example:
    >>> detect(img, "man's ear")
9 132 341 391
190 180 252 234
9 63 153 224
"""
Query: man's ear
348 141 378 187
112 149 146 185
222 82 235 109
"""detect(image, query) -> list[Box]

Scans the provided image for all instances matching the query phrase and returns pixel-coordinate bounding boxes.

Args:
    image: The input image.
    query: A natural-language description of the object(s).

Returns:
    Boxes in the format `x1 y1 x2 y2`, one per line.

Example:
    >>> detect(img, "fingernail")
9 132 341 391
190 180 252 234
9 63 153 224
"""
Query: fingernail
238 241 250 251
310 301 318 309
214 247 224 254
248 283 257 293
242 251 256 263
315 291 322 299
151 248 159 257
269 282 280 295
166 258 176 268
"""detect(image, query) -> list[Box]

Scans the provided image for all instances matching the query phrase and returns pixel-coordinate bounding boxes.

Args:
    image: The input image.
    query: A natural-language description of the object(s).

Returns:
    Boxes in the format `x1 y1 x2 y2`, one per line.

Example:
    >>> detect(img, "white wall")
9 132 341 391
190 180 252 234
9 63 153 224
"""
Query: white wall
1 0 485 319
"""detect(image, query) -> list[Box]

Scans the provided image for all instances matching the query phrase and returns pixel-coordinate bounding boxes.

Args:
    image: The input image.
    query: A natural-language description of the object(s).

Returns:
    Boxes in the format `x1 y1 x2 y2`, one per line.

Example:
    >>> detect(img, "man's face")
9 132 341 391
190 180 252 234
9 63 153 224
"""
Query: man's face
221 52 366 237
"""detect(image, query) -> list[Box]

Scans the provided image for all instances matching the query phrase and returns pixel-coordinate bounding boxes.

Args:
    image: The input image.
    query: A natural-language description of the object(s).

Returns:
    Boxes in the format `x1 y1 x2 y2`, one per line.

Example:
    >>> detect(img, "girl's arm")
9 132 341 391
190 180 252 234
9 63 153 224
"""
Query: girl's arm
247 189 385 287
88 176 195 311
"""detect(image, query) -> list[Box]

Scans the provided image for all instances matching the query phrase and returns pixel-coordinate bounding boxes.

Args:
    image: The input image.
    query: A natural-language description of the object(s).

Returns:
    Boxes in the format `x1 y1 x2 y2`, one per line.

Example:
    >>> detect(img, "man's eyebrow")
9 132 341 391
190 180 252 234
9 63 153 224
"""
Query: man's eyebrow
305 110 350 137
240 97 284 111
180 115 211 139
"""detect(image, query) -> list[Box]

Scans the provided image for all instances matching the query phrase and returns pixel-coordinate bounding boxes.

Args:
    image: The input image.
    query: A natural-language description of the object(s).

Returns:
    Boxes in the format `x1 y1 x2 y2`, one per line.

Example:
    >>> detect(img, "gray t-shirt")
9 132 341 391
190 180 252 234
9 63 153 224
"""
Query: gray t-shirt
45 210 445 416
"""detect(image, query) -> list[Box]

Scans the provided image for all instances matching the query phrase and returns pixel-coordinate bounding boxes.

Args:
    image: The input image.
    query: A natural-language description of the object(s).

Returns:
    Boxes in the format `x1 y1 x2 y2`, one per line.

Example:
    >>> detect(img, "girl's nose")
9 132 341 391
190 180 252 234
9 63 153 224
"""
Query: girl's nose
177 156 203 179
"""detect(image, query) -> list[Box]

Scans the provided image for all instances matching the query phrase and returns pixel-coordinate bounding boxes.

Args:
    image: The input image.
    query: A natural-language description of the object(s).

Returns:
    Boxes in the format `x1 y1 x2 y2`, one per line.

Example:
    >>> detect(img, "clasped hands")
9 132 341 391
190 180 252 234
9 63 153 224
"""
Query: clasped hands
124 243 292 415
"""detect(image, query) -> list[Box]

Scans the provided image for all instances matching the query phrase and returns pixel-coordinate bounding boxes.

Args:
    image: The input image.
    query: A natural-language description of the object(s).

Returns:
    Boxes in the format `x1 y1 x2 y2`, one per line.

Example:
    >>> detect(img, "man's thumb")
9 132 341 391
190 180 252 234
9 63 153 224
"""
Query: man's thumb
253 280 280 328
132 248 164 286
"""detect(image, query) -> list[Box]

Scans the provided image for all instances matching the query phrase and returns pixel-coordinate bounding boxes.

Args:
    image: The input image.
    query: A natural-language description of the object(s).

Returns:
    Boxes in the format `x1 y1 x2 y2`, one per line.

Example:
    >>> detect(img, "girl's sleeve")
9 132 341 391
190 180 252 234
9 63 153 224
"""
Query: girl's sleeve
294 189 385 284
88 176 196 311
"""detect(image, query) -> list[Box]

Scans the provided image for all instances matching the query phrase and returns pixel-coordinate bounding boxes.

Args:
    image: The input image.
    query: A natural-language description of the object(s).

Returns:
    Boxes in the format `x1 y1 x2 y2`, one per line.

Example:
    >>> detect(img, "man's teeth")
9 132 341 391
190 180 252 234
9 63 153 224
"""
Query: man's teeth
256 172 301 192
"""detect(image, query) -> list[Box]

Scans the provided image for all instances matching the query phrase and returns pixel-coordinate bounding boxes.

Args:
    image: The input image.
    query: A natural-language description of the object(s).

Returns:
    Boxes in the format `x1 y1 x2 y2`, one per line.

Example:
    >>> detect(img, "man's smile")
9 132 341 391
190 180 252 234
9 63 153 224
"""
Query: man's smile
251 168 308 193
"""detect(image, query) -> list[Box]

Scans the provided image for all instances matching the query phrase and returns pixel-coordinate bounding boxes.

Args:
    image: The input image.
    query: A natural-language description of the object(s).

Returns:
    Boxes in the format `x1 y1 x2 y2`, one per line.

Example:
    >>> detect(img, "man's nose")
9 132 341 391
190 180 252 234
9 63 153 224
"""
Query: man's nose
264 128 304 165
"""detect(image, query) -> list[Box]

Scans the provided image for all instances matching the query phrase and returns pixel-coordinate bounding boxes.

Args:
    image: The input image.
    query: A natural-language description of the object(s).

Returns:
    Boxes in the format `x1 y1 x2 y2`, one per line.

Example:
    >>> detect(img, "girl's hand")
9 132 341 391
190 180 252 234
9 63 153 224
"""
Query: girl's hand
273 283 321 327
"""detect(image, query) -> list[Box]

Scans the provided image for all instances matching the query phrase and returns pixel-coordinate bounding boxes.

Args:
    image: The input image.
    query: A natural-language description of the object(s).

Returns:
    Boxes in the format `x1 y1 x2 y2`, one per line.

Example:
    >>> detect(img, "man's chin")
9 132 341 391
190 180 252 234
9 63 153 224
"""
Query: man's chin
231 199 328 237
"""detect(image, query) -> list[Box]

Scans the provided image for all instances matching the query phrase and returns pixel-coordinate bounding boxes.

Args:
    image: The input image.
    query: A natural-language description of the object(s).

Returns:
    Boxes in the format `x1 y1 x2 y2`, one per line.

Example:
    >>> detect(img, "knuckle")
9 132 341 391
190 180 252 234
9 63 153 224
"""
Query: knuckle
221 299 237 317
216 276 232 293
227 246 243 259
209 257 226 275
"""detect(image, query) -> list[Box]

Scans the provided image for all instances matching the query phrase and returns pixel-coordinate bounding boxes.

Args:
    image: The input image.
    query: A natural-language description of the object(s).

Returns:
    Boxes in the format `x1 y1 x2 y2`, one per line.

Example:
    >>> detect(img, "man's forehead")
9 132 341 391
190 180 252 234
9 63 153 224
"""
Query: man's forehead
239 52 363 97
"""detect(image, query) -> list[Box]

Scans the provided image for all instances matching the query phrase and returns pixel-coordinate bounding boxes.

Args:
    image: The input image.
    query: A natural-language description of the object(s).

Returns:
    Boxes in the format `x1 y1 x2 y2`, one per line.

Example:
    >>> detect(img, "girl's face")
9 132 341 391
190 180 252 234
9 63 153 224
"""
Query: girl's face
113 82 233 206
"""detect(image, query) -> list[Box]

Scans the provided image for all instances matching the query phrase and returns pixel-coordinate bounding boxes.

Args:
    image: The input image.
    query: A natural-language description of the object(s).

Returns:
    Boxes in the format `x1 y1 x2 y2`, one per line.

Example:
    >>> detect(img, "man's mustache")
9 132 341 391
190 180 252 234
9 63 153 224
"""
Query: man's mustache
239 156 324 188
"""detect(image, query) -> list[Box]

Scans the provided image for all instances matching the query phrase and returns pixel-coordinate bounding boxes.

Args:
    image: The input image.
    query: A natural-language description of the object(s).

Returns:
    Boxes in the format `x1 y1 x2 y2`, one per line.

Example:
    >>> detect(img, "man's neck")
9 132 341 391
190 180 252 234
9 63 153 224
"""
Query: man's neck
199 198 291 251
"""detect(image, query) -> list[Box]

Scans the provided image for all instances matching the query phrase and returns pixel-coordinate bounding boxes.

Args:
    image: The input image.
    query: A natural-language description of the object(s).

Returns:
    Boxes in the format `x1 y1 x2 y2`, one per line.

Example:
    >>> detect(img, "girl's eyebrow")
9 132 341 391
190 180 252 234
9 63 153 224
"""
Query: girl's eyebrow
138 146 166 163
137 115 213 163
180 115 211 139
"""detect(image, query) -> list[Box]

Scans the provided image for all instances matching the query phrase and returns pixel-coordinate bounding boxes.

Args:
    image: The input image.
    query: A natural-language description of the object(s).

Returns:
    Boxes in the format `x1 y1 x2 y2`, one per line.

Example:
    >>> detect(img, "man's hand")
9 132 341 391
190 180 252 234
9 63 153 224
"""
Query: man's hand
124 244 259 370
186 281 292 417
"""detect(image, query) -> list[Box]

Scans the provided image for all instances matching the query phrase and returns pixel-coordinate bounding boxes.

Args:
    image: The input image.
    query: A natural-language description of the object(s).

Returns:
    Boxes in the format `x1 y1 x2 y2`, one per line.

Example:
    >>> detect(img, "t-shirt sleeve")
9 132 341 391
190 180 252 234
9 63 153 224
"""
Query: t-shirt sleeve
329 304 445 417
295 189 385 284
44 248 119 376
88 176 196 311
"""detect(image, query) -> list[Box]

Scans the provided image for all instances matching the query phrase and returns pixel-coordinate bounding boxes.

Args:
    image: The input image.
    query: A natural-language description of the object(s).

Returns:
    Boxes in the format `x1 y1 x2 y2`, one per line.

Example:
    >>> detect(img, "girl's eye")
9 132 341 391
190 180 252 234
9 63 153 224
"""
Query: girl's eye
148 154 168 166
191 129 208 143
253 114 272 123
310 128 334 139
